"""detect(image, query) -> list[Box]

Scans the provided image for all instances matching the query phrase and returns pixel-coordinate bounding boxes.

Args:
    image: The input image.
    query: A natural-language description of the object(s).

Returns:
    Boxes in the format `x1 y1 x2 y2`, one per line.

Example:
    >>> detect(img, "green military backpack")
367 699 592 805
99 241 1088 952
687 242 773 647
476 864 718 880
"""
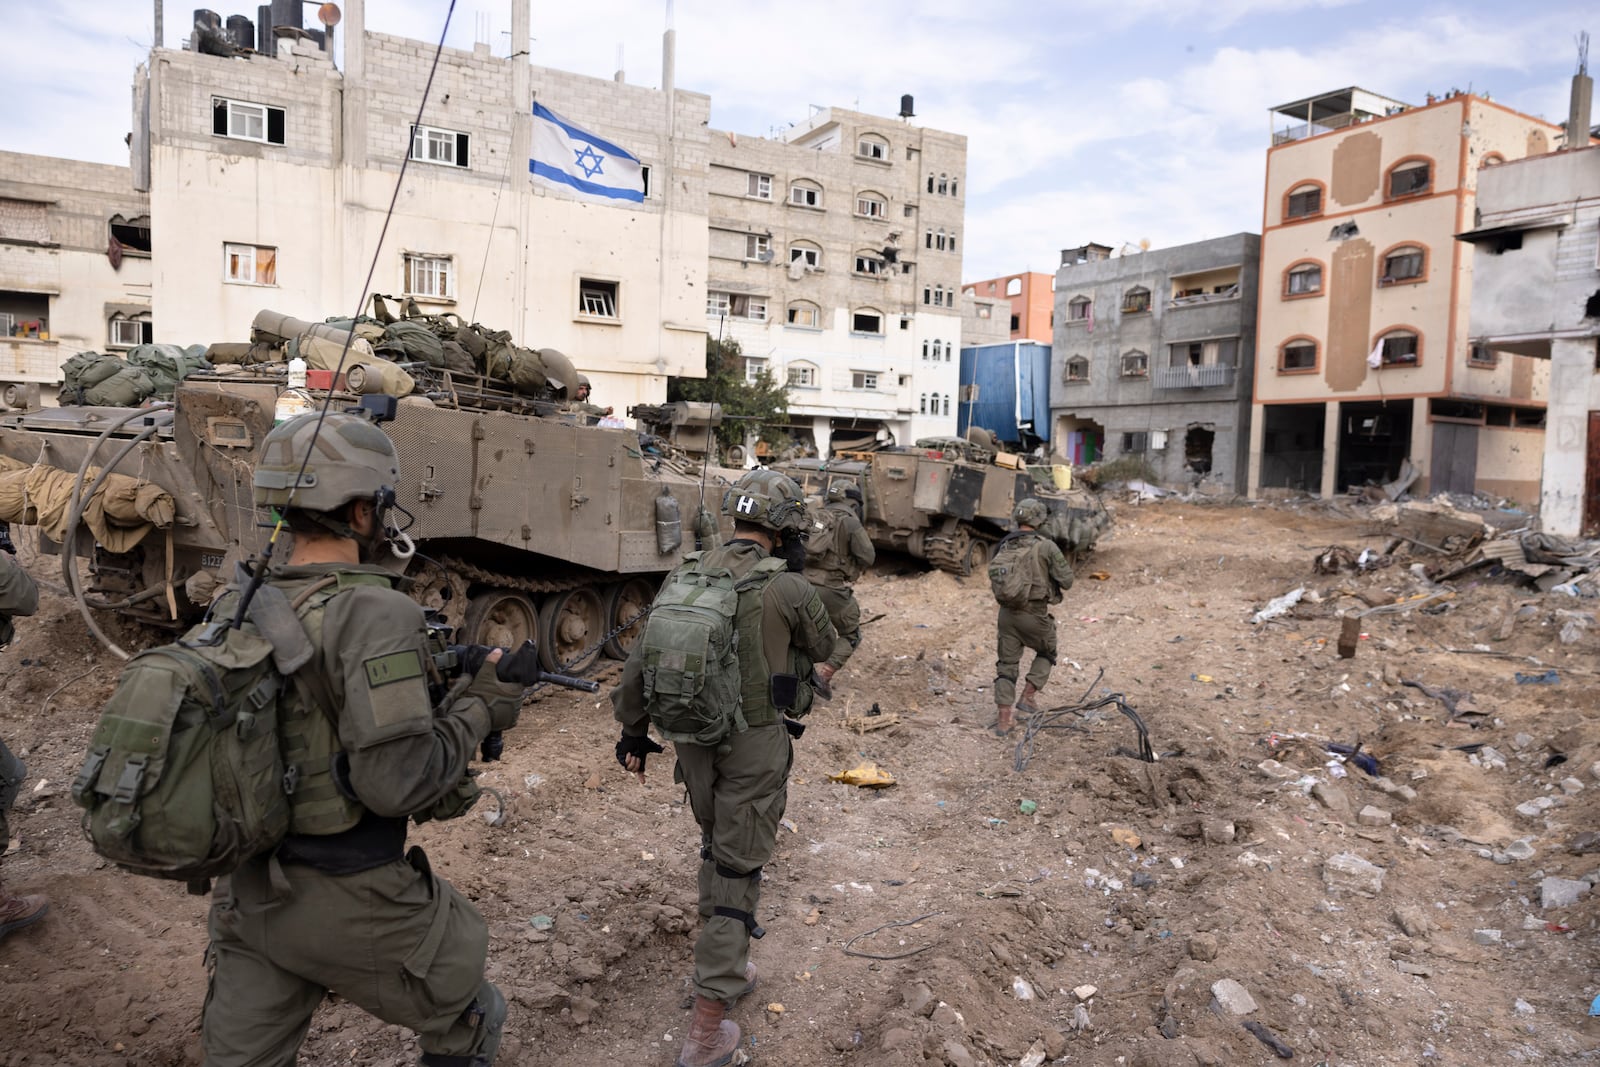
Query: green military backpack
71 580 345 888
639 553 788 746
987 531 1043 609
801 505 847 574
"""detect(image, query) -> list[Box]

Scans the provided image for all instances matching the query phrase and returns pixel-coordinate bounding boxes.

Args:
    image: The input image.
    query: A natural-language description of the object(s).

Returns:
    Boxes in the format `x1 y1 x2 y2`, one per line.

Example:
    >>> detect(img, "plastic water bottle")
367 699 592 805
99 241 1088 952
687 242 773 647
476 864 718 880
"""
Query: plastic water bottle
287 355 308 389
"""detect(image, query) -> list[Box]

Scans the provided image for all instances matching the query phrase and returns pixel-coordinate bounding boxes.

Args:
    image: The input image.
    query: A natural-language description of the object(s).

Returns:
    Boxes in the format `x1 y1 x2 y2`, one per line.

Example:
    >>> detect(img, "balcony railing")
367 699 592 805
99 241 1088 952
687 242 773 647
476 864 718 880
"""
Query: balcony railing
1169 285 1240 307
1155 364 1236 390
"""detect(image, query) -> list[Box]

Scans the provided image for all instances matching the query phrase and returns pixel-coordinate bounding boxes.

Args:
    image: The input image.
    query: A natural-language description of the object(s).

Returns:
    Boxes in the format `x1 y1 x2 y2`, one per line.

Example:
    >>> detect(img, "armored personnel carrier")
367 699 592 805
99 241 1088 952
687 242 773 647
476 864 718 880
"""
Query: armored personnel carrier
0 311 738 674
775 439 1110 575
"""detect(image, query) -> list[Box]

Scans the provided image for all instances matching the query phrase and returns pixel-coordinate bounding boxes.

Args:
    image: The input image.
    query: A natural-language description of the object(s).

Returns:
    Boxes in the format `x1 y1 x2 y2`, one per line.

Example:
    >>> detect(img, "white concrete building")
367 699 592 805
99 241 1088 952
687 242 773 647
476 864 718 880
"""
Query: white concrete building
132 0 709 412
703 105 967 453
0 154 152 407
1463 143 1600 535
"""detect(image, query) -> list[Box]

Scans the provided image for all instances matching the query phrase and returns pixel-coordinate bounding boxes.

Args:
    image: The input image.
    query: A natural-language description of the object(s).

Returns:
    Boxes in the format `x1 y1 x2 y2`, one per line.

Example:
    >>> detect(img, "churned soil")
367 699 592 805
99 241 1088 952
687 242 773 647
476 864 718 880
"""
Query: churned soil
2 499 1598 1066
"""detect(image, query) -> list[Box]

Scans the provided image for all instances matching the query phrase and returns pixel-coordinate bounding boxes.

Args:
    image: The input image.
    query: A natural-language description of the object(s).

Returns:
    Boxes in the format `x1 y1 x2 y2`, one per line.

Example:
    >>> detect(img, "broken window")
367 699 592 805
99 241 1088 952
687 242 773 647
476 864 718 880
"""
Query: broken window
853 371 880 389
410 124 469 168
746 172 772 199
1467 343 1498 367
788 362 817 387
744 234 771 260
1005 278 1022 297
1285 262 1322 296
790 242 821 269
857 135 888 161
578 278 619 319
212 97 285 145
1121 432 1149 453
1379 245 1425 285
851 309 883 334
707 291 766 321
1121 350 1149 377
1286 183 1322 219
1387 159 1431 199
1067 296 1091 322
856 192 887 219
1377 329 1419 366
1280 340 1317 371
1121 286 1151 314
786 301 820 328
108 214 151 254
1064 356 1089 382
223 242 277 285
108 314 152 348
854 251 882 276
789 180 821 208
0 292 48 339
403 253 453 300
743 357 767 384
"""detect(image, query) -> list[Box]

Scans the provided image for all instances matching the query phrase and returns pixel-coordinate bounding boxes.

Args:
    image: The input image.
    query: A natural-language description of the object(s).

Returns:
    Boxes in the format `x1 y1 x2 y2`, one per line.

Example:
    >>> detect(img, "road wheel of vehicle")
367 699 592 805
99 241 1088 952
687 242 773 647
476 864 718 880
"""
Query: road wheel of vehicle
538 587 606 674
461 589 538 649
963 537 992 576
602 577 657 660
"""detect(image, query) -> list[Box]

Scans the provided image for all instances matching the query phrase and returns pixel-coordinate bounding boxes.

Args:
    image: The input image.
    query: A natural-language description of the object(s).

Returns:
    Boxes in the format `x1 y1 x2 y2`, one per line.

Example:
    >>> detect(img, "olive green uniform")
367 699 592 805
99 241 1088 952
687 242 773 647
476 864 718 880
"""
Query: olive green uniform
203 562 523 1067
993 532 1074 708
802 502 875 671
613 540 835 1002
0 552 40 855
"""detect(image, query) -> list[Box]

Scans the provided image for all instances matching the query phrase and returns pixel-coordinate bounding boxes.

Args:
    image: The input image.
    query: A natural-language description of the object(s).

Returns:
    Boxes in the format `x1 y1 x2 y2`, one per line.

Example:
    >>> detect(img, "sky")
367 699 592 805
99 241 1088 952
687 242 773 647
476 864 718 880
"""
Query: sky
1 1 1592 281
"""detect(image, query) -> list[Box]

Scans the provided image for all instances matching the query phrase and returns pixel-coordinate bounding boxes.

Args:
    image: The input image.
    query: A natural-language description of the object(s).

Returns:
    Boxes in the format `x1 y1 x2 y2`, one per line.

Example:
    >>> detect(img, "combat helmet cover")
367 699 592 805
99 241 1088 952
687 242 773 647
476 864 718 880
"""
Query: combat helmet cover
722 469 807 532
1013 497 1048 528
252 411 400 512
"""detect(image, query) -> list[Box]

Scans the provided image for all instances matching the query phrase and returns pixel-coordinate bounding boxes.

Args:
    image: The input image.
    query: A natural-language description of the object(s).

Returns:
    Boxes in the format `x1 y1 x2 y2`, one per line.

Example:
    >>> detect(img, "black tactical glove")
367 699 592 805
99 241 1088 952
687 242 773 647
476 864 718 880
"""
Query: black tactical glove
466 656 525 732
616 733 665 773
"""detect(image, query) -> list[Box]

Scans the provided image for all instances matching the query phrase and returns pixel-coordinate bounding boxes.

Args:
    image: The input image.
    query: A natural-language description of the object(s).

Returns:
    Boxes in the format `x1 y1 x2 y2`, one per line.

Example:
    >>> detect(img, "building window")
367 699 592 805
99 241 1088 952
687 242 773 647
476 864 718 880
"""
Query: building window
1379 244 1426 286
707 291 767 321
857 135 888 161
1285 182 1323 220
1168 338 1239 367
744 234 771 261
223 242 277 286
921 340 930 360
410 124 469 168
852 370 879 390
1376 328 1420 366
790 242 821 269
1279 338 1318 372
786 300 820 328
744 357 767 384
640 164 652 197
578 278 619 319
1067 296 1092 322
1120 350 1149 377
851 309 883 334
108 315 152 348
919 394 928 414
854 251 883 276
404 253 453 300
1285 261 1323 297
1480 153 1506 169
1004 278 1022 297
1121 286 1151 314
1386 158 1432 199
950 177 958 197
923 285 949 307
1122 432 1150 453
1468 343 1499 367
1009 314 1020 331
977 305 991 319
108 215 152 255
747 172 772 199
942 395 950 415
789 180 821 208
212 97 285 145
1064 356 1089 382
788 362 817 387
856 192 887 218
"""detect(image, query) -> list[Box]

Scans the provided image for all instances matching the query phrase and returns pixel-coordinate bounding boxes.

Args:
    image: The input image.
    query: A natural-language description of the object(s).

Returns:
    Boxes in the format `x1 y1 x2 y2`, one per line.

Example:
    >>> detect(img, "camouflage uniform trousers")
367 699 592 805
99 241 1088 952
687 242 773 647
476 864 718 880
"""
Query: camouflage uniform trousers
674 721 793 1002
994 603 1057 708
0 739 24 858
203 847 504 1066
811 583 862 671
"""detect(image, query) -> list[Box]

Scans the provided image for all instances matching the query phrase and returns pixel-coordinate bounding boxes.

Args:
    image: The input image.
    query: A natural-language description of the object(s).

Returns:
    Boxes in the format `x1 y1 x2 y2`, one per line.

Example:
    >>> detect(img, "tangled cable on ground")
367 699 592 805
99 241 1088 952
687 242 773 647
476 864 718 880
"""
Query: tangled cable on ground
1011 668 1156 772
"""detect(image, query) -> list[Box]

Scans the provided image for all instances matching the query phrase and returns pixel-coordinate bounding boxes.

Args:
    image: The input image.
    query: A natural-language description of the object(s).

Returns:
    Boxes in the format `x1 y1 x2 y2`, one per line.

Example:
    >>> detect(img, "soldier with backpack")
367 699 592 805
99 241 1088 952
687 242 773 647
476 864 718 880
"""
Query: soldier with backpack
802 483 875 699
986 498 1074 738
612 468 836 1067
141 411 523 1066
0 541 48 943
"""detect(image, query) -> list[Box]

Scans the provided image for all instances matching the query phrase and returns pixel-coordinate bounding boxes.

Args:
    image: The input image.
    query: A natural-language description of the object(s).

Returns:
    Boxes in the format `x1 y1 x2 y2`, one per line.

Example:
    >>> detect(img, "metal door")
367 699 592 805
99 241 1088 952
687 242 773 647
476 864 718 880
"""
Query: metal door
1430 421 1478 496
1584 412 1600 537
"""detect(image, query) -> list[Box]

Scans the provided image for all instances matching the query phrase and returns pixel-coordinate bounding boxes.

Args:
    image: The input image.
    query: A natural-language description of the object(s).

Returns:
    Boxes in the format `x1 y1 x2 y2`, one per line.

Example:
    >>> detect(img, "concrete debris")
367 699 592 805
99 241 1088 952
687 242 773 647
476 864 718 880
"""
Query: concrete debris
1072 984 1097 1002
1018 1040 1047 1067
1539 877 1591 909
1473 929 1503 945
1188 933 1220 961
1324 853 1386 896
1392 905 1436 938
1251 587 1306 624
1357 805 1392 826
1210 978 1259 1016
1560 777 1585 795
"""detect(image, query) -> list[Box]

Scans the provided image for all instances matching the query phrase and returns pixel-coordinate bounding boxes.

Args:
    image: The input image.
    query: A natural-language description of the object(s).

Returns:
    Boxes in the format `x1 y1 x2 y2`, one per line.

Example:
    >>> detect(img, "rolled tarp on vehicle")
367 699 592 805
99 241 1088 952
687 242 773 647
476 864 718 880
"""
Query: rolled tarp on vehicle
0 455 177 552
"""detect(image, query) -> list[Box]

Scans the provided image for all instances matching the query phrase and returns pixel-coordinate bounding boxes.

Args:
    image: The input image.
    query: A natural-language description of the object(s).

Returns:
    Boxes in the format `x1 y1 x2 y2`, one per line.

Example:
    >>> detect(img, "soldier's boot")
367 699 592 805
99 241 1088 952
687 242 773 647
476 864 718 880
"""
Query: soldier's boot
992 705 1015 737
0 879 48 942
724 963 758 1008
1017 684 1041 717
810 663 836 701
678 995 741 1067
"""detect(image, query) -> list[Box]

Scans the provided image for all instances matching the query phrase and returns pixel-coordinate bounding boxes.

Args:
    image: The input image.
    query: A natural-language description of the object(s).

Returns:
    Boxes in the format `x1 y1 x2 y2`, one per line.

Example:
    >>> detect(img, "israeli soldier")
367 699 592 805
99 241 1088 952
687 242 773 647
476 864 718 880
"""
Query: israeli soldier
569 373 613 420
203 411 526 1067
803 484 875 700
991 498 1073 737
612 469 836 1067
0 540 48 942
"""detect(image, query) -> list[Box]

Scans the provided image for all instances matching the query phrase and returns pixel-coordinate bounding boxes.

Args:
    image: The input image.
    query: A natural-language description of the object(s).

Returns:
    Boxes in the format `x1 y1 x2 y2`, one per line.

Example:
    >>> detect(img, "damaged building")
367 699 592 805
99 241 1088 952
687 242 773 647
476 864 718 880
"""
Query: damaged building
1250 87 1564 502
1048 233 1261 490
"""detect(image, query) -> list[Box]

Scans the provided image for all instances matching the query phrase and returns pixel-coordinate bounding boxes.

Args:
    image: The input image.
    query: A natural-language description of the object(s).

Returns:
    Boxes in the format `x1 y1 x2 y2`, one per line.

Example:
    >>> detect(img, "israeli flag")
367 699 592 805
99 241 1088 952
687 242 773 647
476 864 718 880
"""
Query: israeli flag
529 102 645 204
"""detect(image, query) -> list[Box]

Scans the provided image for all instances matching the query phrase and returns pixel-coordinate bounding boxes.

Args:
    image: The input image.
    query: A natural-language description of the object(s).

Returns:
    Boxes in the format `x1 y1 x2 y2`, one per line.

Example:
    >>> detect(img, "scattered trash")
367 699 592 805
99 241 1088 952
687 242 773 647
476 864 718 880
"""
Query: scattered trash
529 915 554 931
523 773 545 789
1251 587 1306 624
1192 673 1215 684
1327 742 1381 777
977 883 1022 899
1010 976 1035 1001
829 761 897 788
841 911 942 960
1069 1003 1092 1031
1590 994 1600 1017
1018 1040 1047 1067
1515 669 1561 685
1243 1019 1295 1059
1018 799 1038 816
1073 984 1097 1002
779 818 798 834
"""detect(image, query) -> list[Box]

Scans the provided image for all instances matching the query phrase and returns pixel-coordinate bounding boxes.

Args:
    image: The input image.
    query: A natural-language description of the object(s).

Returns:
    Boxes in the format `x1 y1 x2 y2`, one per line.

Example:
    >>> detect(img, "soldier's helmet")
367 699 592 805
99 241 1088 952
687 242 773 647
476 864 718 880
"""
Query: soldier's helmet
722 469 807 532
576 373 591 387
1013 497 1048 528
538 348 576 393
253 411 400 513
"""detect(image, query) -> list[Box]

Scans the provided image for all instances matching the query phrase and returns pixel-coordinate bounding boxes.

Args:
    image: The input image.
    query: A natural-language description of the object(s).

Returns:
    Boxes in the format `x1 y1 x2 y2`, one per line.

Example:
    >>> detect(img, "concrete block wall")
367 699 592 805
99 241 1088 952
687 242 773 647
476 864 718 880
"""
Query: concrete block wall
151 48 340 168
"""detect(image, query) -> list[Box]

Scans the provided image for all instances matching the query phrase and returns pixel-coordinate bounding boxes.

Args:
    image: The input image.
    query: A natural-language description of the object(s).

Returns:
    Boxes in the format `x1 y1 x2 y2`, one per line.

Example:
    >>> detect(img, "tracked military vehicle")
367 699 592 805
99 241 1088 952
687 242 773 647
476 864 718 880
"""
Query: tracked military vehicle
775 438 1110 576
0 310 738 674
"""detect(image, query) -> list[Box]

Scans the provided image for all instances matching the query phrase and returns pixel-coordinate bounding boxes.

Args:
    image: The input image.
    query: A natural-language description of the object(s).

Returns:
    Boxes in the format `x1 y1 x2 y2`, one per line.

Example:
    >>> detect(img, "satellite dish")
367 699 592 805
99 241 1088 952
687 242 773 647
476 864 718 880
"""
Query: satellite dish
318 3 342 27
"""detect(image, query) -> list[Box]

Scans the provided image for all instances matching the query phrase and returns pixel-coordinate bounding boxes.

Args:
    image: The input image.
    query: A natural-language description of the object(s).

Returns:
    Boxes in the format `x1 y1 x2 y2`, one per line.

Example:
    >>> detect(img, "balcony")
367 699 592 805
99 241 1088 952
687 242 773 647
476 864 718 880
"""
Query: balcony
1155 364 1236 390
1269 87 1410 145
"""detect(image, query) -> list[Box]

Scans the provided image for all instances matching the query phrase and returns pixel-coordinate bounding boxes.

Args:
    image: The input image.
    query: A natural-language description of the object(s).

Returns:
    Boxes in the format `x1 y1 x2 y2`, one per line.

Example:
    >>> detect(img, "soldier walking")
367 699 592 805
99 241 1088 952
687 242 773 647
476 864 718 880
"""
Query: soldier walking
988 498 1074 737
613 469 836 1067
202 412 527 1066
803 483 875 700
0 538 48 942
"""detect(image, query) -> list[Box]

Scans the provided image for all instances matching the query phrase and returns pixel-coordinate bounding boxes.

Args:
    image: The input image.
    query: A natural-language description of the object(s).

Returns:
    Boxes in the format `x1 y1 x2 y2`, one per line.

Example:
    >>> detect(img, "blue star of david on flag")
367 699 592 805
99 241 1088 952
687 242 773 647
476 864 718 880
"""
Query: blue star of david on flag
529 102 644 204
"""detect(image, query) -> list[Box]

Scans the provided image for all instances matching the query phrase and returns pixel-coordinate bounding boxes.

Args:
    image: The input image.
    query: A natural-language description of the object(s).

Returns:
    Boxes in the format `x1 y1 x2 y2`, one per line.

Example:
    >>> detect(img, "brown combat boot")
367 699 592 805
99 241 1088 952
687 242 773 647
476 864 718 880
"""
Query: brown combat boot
0 878 48 942
679 995 741 1067
992 705 1015 737
1017 684 1041 716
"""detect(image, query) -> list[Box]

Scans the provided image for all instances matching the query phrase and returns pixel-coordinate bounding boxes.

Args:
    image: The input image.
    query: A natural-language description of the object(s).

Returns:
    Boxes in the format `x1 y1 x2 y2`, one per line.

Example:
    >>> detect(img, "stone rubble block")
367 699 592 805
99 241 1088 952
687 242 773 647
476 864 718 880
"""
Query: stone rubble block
1357 805 1392 826
1540 876 1591 909
1324 852 1386 896
1210 978 1259 1016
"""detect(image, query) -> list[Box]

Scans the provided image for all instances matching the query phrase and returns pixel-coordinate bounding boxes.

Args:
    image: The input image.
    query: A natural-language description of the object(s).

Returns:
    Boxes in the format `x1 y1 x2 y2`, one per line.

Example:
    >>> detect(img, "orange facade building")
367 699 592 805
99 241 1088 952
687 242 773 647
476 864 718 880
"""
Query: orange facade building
965 271 1054 342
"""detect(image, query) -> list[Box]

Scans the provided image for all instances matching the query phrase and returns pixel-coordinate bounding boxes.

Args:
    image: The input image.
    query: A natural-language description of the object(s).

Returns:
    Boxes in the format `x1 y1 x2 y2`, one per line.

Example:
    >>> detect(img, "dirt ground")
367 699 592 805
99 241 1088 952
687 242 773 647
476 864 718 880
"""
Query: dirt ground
3 498 1599 1067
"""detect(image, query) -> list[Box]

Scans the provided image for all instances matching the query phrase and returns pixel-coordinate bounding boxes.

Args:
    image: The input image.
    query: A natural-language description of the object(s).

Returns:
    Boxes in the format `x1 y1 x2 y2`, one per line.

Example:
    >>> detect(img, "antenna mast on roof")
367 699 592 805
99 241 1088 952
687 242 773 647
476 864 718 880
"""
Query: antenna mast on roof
1579 31 1590 76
